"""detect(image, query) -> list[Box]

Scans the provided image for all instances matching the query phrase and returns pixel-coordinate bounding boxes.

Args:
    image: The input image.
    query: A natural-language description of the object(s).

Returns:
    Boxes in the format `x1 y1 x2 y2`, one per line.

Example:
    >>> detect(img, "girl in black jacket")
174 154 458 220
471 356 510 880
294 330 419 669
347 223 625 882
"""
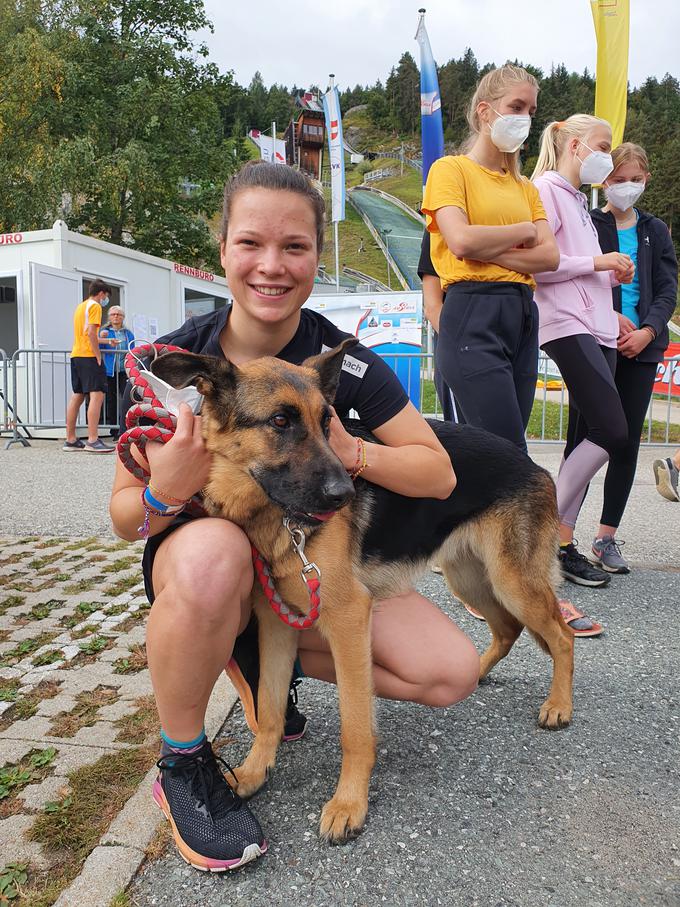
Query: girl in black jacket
587 142 678 573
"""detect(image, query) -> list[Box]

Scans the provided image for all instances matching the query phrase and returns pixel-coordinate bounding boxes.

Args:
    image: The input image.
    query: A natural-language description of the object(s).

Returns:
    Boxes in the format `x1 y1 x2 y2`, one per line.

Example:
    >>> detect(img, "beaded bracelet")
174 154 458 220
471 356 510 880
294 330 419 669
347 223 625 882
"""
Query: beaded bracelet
148 482 186 506
137 487 188 540
349 437 368 481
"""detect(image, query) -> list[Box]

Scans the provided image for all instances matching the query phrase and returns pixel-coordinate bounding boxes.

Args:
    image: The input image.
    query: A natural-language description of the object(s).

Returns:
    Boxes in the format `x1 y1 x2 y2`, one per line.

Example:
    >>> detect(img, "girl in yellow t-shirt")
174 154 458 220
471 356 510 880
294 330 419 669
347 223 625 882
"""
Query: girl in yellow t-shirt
422 64 559 452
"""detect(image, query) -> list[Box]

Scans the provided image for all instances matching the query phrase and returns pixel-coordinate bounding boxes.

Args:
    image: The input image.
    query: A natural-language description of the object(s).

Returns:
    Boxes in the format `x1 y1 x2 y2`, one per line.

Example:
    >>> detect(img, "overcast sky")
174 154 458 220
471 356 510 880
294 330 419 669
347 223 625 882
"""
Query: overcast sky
200 0 678 93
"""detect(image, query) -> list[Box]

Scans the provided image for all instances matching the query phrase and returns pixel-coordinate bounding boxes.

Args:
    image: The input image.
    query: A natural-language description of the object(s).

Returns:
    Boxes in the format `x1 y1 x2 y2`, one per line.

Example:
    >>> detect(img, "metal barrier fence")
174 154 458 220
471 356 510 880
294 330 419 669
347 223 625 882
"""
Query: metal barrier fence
2 348 679 447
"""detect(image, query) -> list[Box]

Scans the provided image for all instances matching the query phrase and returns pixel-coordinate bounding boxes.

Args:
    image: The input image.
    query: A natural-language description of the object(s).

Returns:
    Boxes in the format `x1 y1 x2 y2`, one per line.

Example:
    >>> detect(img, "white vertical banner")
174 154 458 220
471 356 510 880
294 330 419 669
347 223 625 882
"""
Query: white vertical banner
248 130 286 163
322 81 346 223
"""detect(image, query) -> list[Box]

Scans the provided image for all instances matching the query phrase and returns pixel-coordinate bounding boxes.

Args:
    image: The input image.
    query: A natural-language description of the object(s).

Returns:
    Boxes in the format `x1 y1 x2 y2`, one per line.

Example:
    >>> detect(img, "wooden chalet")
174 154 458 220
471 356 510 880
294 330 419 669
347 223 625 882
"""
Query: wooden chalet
284 91 325 179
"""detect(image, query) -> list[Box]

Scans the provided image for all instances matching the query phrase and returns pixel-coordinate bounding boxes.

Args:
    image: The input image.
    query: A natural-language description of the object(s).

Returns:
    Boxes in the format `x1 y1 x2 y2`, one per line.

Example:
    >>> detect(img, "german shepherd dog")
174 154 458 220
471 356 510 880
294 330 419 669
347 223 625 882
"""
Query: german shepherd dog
151 339 574 844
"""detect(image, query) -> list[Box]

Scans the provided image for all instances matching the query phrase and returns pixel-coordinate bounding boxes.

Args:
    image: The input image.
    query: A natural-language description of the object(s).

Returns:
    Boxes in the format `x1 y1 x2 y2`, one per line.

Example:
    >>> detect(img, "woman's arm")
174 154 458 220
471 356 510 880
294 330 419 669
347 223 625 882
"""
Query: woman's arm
435 206 538 261
109 406 212 541
422 273 444 334
329 403 456 500
491 220 560 274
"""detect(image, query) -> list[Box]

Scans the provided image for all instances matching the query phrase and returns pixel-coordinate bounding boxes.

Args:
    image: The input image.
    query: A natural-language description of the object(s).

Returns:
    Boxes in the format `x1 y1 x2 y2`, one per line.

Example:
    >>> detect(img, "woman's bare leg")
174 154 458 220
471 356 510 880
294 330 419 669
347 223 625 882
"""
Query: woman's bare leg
146 518 253 741
298 589 479 707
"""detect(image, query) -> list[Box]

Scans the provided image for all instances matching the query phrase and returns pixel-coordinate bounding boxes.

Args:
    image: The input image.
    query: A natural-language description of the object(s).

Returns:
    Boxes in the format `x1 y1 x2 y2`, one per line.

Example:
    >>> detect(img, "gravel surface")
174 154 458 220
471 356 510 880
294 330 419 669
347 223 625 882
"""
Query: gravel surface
129 569 680 907
2 438 679 906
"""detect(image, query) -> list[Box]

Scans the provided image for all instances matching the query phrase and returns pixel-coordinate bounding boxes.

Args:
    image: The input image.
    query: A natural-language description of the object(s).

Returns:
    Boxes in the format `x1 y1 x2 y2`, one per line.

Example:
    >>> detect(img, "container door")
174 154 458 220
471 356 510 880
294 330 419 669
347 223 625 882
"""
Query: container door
30 263 82 424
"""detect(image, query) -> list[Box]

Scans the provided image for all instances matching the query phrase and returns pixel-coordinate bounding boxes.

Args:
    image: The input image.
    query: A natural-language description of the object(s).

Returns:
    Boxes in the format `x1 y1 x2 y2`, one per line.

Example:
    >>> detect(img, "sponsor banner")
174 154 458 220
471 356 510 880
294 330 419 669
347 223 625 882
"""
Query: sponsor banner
590 0 630 148
653 342 680 398
322 86 346 223
305 292 422 407
415 12 445 188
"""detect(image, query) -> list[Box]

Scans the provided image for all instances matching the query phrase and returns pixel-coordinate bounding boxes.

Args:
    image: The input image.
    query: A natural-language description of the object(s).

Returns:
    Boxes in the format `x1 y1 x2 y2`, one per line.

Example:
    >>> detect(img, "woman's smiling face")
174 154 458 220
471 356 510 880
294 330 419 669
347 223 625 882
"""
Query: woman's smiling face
220 187 320 327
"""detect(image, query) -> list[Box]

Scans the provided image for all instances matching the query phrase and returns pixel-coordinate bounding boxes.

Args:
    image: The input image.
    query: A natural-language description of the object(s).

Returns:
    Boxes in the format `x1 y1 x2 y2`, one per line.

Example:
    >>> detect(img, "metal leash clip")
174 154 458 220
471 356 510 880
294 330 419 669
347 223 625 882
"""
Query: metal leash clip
283 517 322 584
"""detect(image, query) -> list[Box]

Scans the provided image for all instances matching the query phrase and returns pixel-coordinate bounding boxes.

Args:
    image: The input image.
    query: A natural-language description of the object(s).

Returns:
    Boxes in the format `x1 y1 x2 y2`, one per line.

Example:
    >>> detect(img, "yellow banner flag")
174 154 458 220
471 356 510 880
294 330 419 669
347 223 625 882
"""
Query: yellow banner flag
590 0 630 148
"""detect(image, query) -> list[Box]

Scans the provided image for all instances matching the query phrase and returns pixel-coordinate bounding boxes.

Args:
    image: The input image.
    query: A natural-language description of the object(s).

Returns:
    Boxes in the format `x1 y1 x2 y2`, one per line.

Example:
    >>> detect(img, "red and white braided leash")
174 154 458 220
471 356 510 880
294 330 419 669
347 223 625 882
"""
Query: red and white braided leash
118 343 322 629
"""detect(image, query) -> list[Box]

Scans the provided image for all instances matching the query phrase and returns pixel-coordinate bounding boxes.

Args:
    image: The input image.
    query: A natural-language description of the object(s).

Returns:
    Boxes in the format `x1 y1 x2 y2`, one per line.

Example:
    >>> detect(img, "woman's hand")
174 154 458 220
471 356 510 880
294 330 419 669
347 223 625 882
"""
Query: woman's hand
145 404 212 501
617 328 654 358
617 313 637 337
327 407 360 471
594 251 635 284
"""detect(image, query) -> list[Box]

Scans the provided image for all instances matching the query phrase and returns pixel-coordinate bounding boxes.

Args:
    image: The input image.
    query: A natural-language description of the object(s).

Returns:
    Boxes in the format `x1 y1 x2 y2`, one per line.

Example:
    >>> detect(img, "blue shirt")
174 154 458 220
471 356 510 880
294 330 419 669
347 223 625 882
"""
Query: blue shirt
618 220 640 327
100 327 134 377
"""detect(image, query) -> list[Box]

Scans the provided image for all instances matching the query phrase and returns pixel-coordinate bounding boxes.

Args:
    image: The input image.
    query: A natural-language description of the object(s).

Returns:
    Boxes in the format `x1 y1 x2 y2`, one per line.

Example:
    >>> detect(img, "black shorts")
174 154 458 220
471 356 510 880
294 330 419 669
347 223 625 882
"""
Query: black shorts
141 511 198 604
70 357 107 394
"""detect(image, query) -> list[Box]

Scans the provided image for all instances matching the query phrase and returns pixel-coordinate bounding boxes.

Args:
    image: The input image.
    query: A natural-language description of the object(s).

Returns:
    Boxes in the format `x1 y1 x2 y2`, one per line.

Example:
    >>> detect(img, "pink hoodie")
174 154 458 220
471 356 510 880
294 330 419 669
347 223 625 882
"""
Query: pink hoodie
533 171 618 348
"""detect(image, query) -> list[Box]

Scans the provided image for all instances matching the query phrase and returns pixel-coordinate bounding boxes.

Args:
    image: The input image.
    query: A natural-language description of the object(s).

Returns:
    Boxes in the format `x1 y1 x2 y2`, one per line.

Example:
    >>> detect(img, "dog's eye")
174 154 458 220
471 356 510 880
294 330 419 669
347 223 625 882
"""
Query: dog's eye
322 414 332 437
270 413 289 429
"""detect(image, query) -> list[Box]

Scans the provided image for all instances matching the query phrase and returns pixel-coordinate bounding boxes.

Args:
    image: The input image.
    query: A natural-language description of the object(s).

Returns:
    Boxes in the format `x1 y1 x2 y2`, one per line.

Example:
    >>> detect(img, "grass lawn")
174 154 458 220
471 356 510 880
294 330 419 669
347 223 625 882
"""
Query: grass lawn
420 380 680 444
319 192 390 286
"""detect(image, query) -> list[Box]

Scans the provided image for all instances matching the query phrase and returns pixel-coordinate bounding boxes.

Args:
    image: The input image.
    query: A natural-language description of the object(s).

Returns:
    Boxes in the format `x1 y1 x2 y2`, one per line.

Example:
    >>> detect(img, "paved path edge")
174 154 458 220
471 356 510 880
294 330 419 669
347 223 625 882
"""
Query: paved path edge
52 673 238 907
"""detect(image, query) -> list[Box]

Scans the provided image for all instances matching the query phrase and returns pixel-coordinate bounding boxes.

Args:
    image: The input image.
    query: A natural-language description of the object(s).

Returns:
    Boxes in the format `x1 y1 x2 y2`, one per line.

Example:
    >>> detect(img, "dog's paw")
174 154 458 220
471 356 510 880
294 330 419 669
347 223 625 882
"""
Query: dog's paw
319 796 367 844
538 699 573 730
230 763 269 799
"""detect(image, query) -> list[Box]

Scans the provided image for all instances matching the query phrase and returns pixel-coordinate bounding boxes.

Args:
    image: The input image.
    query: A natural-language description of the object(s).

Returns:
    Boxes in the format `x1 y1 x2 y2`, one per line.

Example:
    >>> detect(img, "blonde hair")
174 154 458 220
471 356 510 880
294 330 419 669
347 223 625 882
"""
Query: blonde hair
462 63 539 181
611 141 649 173
531 114 610 180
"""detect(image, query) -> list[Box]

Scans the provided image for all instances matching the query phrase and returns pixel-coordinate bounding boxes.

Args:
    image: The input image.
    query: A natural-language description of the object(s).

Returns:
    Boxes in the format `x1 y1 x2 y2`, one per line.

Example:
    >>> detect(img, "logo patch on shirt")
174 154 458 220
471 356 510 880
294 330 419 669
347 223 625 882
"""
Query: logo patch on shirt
320 344 367 379
341 354 367 379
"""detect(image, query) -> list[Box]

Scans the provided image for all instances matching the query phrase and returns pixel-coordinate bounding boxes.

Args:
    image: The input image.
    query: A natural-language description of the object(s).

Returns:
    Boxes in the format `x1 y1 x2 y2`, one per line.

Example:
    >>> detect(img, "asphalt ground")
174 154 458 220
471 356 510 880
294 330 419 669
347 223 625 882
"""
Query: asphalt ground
128 567 680 907
2 440 679 906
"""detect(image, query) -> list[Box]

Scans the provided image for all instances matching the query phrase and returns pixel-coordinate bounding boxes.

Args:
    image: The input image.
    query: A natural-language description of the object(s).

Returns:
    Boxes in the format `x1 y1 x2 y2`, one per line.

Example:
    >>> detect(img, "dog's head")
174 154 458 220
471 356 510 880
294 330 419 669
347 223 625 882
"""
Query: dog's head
150 339 357 525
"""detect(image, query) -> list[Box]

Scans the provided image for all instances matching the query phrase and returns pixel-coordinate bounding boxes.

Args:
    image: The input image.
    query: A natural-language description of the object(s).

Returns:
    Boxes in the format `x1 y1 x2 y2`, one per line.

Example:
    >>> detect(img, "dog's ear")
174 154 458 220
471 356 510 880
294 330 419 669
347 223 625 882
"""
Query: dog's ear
150 352 238 399
302 337 359 403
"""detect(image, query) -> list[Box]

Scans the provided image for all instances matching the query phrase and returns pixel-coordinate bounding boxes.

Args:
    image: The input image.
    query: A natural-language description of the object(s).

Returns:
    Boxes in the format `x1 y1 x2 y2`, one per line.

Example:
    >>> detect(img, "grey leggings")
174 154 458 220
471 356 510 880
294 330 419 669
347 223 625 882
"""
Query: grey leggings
543 334 628 528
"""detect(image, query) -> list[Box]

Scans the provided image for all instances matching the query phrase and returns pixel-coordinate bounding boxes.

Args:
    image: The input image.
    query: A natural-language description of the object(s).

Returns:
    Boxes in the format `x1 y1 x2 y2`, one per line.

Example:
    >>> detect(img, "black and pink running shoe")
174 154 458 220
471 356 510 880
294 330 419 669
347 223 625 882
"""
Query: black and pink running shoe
154 740 266 871
225 617 308 743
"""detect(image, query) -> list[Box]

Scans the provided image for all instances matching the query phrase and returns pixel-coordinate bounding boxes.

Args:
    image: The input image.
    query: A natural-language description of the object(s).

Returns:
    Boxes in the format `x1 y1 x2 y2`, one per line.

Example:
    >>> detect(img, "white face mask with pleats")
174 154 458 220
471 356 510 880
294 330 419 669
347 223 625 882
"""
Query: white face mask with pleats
489 107 532 153
142 371 203 417
576 141 614 185
604 181 645 211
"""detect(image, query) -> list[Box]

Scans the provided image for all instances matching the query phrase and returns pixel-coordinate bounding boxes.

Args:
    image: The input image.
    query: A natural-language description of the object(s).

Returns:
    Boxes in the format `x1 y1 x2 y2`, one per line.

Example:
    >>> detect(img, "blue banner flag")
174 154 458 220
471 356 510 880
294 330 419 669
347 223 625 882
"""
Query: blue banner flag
415 9 445 191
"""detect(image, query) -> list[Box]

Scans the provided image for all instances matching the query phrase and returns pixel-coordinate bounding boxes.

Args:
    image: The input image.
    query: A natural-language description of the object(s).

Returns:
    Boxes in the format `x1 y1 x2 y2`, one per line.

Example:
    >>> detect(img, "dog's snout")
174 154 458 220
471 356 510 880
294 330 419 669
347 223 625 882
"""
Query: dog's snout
321 477 355 510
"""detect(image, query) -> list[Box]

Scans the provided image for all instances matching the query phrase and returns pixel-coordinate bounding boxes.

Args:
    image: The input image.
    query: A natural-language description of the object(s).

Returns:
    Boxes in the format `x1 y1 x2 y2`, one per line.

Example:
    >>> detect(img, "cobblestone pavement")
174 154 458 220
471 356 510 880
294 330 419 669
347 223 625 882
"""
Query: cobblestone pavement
0 442 678 906
0 536 151 867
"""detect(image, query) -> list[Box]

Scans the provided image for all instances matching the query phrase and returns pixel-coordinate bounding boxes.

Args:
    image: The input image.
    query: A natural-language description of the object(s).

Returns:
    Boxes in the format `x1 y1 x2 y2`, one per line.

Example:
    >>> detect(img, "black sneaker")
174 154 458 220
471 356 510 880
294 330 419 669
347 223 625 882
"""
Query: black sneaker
226 617 308 742
559 542 611 587
153 739 266 871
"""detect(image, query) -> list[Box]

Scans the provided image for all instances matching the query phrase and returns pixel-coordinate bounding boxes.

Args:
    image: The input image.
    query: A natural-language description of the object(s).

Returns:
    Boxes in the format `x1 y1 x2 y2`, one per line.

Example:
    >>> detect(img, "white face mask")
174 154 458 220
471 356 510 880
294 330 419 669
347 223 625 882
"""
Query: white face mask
142 370 203 417
576 141 614 185
489 108 532 153
604 181 645 211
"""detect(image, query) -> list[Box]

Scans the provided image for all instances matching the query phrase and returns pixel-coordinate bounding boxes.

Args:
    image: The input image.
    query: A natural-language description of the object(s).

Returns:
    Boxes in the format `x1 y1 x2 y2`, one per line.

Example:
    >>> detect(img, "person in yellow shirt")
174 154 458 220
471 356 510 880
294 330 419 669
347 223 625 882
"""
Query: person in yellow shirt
422 64 559 452
64 279 115 452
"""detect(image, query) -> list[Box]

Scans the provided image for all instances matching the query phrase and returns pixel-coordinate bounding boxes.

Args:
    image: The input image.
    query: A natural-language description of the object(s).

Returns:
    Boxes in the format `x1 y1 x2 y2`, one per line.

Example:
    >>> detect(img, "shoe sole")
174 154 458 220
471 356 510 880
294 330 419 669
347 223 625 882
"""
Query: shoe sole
84 447 115 453
589 553 630 575
561 570 610 588
653 460 680 502
153 780 266 871
569 625 604 638
283 718 308 742
62 445 85 451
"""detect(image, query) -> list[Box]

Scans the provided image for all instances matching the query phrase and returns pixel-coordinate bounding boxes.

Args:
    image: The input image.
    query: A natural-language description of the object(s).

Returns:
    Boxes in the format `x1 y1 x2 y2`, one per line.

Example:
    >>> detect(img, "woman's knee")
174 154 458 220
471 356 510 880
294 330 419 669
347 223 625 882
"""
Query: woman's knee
155 519 253 623
421 636 480 708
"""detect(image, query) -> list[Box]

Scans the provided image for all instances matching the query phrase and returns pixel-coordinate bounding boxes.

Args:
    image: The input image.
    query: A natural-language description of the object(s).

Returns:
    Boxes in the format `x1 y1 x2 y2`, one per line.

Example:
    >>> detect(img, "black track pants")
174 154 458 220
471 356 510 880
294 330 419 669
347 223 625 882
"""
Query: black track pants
436 281 538 451
569 353 656 529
